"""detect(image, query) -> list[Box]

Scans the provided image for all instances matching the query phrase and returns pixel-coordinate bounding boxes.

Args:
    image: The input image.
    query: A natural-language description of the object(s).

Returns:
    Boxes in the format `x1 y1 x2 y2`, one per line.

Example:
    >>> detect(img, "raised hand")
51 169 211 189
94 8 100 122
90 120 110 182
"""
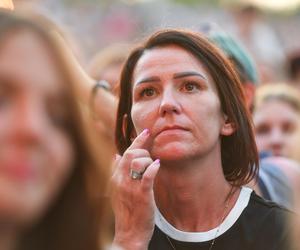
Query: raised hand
111 129 160 250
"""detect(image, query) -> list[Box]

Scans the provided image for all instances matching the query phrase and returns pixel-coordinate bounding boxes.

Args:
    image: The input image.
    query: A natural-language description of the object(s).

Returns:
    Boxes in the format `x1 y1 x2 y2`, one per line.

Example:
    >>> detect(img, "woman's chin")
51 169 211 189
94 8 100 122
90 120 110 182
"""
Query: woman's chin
151 144 190 161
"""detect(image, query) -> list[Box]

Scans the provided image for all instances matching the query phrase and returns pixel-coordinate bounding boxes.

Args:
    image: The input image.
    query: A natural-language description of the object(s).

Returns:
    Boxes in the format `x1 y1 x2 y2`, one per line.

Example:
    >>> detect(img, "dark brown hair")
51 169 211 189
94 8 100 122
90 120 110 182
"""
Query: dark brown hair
0 10 107 250
116 29 259 186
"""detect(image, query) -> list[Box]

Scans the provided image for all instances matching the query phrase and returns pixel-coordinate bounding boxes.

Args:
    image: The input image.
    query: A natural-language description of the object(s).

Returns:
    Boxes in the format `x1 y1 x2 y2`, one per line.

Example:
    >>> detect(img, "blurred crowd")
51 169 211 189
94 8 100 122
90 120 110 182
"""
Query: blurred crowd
1 0 300 250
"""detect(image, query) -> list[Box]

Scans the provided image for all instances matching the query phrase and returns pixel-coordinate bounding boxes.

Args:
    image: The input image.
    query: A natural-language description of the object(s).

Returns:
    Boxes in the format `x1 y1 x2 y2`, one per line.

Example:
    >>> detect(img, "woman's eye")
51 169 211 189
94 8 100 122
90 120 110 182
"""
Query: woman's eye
282 122 296 134
182 82 199 92
256 124 270 135
48 103 69 129
50 111 68 128
141 88 155 97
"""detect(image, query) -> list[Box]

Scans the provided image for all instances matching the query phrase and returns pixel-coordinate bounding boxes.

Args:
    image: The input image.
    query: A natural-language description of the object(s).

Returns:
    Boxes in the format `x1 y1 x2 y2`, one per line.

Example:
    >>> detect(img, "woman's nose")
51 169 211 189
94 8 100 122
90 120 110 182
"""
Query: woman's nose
159 87 181 116
13 98 46 145
269 127 284 146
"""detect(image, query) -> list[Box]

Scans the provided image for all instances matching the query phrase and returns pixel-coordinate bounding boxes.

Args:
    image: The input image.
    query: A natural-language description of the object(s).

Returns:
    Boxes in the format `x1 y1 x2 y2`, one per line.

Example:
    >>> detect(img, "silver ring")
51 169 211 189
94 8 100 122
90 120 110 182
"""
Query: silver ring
130 169 143 180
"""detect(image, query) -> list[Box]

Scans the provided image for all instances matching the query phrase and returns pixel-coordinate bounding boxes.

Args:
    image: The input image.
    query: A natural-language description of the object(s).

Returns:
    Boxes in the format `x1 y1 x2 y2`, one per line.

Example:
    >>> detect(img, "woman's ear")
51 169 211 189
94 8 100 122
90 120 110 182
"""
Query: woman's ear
122 114 137 142
221 114 236 136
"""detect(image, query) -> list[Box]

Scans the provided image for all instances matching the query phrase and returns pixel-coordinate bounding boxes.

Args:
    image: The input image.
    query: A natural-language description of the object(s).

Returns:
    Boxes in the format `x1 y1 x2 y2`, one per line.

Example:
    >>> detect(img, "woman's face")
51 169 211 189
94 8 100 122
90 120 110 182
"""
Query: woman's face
254 99 300 157
100 62 123 91
0 31 74 226
131 45 234 162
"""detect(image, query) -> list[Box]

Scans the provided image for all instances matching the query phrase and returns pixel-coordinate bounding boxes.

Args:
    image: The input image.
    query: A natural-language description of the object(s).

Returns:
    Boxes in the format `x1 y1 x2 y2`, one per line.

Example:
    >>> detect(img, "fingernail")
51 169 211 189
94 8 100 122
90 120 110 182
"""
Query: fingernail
154 159 160 164
142 128 149 136
115 154 121 160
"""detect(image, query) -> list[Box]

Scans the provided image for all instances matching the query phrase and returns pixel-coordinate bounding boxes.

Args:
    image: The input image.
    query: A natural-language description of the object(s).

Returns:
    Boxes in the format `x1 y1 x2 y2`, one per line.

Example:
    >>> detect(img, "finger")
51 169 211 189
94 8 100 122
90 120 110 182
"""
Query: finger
119 149 151 176
127 128 151 151
123 149 150 162
130 157 153 176
141 159 160 190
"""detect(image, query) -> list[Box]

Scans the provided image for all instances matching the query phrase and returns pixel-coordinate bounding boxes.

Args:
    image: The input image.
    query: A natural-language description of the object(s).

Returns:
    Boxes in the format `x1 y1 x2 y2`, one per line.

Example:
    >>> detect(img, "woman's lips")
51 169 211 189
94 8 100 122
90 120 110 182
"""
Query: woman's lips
0 161 36 182
156 126 189 136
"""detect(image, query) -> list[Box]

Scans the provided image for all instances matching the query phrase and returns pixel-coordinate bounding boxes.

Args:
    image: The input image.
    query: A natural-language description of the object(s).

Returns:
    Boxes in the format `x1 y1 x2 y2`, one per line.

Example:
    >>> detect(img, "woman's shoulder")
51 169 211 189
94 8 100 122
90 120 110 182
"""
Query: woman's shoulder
248 190 292 215
242 190 292 238
229 187 291 233
234 189 293 249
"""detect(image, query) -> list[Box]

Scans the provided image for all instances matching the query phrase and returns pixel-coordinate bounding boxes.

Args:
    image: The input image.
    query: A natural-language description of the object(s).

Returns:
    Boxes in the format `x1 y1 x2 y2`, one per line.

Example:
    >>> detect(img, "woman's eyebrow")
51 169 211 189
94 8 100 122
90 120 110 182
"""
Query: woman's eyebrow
136 76 160 85
173 71 207 80
135 71 207 86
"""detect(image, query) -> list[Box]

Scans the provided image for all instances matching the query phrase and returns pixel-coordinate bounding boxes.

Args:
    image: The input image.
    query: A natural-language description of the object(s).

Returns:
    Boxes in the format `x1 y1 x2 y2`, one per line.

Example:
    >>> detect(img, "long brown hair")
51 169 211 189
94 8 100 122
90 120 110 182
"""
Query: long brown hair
0 10 107 250
116 29 259 186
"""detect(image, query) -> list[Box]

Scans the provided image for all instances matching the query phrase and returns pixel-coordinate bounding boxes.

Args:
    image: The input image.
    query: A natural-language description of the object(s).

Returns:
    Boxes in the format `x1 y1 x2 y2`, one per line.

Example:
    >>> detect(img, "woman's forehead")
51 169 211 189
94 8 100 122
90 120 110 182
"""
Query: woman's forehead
132 45 210 84
137 45 200 67
0 30 65 95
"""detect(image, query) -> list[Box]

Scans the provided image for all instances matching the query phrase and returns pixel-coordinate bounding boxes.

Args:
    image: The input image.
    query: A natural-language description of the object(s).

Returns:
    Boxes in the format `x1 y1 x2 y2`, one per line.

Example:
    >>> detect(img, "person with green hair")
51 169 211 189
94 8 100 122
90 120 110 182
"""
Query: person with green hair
202 23 258 110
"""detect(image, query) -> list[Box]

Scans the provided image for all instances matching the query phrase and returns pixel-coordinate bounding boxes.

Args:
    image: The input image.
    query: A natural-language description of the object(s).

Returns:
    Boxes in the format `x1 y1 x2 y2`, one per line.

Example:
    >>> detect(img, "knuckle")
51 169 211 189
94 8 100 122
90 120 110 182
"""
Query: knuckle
139 149 150 157
110 174 122 187
131 158 143 168
123 150 135 160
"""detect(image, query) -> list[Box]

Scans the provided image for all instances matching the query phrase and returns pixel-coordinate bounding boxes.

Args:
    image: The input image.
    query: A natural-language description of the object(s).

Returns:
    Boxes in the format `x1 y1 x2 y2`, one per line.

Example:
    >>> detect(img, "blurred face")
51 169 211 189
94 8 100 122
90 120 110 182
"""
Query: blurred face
0 31 74 226
254 99 300 157
131 45 234 162
100 62 123 92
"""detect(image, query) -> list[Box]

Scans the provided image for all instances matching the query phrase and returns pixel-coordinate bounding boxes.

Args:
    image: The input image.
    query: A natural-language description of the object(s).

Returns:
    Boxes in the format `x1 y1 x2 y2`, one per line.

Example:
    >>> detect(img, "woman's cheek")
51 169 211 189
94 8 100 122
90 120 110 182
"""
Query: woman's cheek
46 132 74 193
132 103 156 133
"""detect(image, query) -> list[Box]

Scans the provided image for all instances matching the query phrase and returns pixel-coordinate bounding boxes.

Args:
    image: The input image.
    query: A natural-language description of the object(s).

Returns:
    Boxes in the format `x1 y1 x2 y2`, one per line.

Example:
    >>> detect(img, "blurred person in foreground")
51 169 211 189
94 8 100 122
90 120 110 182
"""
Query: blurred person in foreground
86 43 132 96
0 10 108 250
111 29 292 250
57 40 118 156
206 25 297 209
32 11 119 155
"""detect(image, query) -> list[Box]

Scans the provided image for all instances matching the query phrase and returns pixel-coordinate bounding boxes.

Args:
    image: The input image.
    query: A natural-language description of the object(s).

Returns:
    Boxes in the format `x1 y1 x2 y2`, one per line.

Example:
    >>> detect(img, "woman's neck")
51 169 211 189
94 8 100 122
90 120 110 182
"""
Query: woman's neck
0 222 18 250
154 157 240 232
